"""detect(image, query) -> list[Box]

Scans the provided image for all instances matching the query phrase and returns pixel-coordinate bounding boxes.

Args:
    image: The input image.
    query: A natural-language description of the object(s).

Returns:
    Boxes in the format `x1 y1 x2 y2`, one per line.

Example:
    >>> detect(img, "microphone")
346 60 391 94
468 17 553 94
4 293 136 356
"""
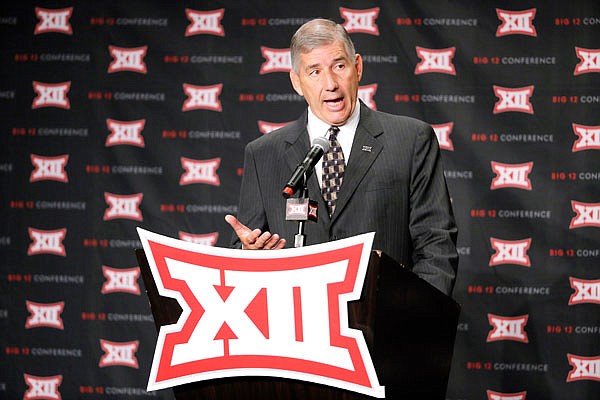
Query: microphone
282 136 329 198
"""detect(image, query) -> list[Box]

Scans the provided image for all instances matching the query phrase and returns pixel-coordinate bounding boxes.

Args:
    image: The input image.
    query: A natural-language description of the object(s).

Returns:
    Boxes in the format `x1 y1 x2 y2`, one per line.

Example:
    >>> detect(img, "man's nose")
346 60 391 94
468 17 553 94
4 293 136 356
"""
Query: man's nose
322 70 338 91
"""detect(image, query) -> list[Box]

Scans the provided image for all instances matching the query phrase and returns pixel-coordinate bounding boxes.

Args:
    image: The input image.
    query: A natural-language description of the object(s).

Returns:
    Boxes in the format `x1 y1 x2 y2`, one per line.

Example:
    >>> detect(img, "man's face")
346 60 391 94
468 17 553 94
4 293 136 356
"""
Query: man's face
290 41 363 126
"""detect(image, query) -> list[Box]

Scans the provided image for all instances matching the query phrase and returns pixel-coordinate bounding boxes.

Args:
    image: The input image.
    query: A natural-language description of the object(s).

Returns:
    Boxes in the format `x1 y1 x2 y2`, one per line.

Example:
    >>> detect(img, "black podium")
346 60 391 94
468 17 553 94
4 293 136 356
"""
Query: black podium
136 249 460 400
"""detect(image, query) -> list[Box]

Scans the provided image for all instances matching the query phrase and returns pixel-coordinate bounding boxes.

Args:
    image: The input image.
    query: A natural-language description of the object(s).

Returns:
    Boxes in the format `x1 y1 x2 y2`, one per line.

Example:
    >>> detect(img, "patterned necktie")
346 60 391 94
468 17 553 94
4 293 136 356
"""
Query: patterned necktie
321 126 345 216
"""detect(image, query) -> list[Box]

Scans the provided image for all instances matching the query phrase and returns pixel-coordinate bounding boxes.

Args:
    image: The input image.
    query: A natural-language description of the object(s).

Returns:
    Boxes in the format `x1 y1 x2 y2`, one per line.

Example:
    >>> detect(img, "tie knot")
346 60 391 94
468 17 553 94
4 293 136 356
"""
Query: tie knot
328 126 340 139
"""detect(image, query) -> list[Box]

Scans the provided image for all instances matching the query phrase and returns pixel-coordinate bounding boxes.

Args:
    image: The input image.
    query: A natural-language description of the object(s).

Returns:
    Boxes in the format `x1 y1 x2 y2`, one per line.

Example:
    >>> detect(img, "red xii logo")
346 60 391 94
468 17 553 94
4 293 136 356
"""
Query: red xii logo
487 314 529 343
34 7 73 35
99 339 139 368
24 374 62 400
108 46 148 74
493 85 534 114
487 390 527 400
340 7 380 35
574 47 600 75
566 354 600 382
260 47 291 74
431 122 454 151
496 9 536 37
415 47 456 75
489 238 531 267
137 229 384 397
32 82 71 109
185 9 225 36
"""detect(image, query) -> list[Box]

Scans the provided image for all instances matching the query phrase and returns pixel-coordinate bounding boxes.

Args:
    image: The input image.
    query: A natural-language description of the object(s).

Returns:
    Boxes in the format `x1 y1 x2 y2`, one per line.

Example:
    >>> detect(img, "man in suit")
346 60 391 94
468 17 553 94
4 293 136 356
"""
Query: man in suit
225 18 458 295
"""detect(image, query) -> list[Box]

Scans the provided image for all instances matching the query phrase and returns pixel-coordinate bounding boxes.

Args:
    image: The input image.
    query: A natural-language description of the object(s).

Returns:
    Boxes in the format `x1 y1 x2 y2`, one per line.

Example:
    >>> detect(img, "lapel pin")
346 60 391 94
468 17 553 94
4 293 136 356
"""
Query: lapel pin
361 145 372 152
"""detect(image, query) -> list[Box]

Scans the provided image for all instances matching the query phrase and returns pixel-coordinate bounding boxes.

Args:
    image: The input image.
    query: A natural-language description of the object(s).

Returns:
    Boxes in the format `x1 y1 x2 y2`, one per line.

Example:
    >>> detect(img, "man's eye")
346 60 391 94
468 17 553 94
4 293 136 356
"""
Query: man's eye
308 70 319 77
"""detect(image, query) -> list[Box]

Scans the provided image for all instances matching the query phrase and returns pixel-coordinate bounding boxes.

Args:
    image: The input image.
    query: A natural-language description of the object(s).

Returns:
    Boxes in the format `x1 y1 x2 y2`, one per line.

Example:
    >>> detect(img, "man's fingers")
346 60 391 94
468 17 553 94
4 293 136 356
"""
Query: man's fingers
254 231 273 248
225 214 285 250
273 237 287 249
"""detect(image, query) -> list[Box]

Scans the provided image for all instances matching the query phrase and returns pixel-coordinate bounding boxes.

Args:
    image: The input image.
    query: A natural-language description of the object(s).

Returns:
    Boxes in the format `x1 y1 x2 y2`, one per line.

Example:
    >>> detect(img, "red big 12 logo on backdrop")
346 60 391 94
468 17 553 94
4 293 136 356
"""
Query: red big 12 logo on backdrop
487 314 529 343
431 122 454 151
260 47 291 74
137 229 384 397
566 354 600 382
24 374 62 400
358 84 377 110
415 47 456 75
569 201 600 228
104 193 143 221
493 85 534 114
340 7 380 35
34 7 73 35
489 238 532 267
105 119 146 147
179 231 219 246
99 339 139 368
490 161 533 190
25 301 65 329
30 154 69 182
569 277 600 305
487 390 527 400
572 123 600 152
180 157 220 186
574 47 600 75
496 8 536 37
108 45 148 73
185 8 225 36
182 83 223 112
102 266 141 295
32 82 71 109
258 120 291 135
28 228 67 256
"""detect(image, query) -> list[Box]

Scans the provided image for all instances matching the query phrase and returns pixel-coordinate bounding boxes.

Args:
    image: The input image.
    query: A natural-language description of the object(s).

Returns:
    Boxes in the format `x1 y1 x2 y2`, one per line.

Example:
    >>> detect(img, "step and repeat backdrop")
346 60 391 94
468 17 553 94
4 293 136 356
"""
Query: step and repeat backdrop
1 1 599 399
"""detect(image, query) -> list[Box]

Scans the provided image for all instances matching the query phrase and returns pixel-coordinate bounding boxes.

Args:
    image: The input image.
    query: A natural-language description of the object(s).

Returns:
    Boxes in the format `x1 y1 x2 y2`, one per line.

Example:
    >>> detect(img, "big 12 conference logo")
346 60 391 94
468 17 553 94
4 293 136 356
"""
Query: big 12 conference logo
566 354 600 382
495 8 536 37
137 228 384 397
569 277 600 305
572 123 600 152
487 390 527 400
32 81 71 109
487 314 529 343
30 154 69 182
569 201 600 228
415 47 456 75
493 85 534 114
574 47 600 75
24 374 62 400
34 7 73 35
185 8 225 36
340 7 380 35
260 47 291 74
108 46 148 74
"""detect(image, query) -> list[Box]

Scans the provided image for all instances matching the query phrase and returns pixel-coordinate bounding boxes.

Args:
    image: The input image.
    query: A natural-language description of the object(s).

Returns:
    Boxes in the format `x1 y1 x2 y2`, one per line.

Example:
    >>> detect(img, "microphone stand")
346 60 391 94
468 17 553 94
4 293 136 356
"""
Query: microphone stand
284 169 318 248
294 173 309 248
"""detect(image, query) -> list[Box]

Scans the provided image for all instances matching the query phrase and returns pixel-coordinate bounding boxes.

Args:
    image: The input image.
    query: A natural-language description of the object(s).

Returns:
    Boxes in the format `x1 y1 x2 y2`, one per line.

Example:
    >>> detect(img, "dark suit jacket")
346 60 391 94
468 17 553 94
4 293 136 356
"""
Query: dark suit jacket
233 102 458 295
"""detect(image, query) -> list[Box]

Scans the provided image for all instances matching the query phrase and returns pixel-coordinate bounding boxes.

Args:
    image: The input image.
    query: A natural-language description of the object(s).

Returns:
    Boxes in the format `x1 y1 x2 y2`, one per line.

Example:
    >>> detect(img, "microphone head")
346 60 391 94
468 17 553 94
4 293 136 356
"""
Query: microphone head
312 136 330 153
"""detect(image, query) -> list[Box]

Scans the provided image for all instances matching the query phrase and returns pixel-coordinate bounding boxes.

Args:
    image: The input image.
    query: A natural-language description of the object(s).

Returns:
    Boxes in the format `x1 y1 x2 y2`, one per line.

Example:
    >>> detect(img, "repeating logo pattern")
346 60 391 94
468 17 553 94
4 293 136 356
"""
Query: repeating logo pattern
2 2 599 399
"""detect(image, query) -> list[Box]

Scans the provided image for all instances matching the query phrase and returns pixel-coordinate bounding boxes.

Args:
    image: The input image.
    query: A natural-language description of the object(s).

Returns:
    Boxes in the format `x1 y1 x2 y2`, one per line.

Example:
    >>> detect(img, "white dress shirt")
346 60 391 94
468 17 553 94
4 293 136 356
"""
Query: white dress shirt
306 102 360 187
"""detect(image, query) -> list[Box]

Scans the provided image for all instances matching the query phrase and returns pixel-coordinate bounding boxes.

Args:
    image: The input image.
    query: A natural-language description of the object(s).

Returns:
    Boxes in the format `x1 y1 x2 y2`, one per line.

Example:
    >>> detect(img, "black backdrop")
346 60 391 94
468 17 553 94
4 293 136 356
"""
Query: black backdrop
1 1 599 399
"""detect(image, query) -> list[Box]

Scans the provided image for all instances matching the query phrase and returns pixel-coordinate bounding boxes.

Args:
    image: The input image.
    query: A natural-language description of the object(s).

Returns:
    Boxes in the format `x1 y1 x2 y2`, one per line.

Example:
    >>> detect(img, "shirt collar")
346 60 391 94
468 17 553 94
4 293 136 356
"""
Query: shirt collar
307 101 360 139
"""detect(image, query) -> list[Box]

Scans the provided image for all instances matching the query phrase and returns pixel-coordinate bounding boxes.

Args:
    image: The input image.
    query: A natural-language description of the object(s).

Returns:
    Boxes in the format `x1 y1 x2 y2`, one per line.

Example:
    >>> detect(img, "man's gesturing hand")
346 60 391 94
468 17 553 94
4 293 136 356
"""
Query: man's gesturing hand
225 214 286 250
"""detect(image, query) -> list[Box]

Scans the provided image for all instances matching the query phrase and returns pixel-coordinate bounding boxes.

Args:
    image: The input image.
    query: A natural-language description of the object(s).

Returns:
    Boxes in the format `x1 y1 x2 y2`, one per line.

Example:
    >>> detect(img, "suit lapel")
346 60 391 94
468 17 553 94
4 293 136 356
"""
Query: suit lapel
331 103 384 223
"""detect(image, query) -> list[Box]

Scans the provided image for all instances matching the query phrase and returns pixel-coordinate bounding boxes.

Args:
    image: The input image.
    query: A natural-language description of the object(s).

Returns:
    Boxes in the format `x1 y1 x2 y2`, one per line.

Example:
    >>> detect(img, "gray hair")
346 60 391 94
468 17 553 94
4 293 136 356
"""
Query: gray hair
290 18 356 74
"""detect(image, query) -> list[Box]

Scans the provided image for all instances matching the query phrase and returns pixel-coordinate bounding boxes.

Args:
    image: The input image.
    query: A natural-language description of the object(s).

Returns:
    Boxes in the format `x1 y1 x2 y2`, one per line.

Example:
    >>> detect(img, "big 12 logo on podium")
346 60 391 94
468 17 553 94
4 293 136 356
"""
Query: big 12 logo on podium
137 228 384 398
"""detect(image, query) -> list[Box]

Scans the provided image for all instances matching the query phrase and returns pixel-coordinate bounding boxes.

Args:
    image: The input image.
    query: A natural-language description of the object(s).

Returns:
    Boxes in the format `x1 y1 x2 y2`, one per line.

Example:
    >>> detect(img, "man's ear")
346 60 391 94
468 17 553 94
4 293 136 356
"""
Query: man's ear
289 70 303 96
355 53 364 82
